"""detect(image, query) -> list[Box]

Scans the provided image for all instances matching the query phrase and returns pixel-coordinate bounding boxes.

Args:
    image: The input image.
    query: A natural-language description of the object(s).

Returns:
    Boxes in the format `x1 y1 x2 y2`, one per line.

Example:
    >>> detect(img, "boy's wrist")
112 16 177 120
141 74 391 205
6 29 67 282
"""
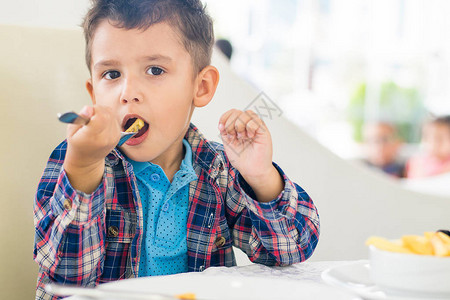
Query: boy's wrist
241 165 284 203
63 158 105 194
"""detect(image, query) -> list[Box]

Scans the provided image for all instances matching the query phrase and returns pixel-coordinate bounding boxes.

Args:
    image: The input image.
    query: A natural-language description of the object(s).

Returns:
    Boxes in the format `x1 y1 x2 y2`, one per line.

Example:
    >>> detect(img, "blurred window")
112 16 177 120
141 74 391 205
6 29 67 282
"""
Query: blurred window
206 0 450 158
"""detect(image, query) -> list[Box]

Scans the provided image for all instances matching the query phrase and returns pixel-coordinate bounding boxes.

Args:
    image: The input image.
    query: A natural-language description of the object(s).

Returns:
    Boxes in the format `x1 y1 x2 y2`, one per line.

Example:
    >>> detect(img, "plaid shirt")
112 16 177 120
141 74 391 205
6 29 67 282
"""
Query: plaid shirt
34 124 320 299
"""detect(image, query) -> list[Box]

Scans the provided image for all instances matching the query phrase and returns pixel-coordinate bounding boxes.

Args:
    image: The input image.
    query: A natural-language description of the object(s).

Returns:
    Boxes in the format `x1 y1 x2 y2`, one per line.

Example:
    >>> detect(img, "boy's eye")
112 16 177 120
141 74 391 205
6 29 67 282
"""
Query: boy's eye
103 70 121 80
147 67 164 76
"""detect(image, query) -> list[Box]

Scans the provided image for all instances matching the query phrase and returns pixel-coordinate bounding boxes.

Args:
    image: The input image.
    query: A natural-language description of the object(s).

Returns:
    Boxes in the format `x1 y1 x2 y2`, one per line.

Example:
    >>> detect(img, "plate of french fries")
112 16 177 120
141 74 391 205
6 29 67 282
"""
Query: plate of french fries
366 230 450 256
366 231 450 298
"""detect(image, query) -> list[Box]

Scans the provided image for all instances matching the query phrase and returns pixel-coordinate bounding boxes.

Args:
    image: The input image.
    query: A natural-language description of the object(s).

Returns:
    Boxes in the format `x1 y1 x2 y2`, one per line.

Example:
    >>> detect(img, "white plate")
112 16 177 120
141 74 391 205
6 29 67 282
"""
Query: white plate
321 261 450 300
94 272 358 300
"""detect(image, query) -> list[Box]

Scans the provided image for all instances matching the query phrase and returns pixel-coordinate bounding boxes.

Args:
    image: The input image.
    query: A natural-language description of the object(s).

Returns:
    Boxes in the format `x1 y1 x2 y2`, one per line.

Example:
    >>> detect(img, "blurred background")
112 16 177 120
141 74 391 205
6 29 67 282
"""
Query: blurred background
1 0 450 299
207 0 450 159
2 0 450 161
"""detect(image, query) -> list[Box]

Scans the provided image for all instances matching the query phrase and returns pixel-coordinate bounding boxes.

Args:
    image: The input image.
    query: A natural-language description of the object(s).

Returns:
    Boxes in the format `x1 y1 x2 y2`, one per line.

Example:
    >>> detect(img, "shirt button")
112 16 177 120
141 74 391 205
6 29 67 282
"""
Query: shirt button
108 226 119 237
214 236 226 248
63 199 72 210
150 173 160 181
162 202 169 212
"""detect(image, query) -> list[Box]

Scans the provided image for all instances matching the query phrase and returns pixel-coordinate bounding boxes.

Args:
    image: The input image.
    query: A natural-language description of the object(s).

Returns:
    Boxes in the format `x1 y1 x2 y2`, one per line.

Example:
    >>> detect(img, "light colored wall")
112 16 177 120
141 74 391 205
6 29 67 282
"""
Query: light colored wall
0 0 90 29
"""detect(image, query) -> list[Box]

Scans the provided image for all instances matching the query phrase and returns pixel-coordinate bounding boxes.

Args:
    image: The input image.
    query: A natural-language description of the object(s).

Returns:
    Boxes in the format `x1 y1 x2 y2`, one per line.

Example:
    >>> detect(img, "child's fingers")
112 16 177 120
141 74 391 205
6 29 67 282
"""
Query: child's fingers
246 118 260 138
218 109 236 132
221 109 241 137
243 110 266 138
233 111 253 138
66 106 94 138
79 105 94 119
90 106 110 128
90 106 122 142
66 122 82 138
219 109 267 140
67 105 120 145
245 110 265 127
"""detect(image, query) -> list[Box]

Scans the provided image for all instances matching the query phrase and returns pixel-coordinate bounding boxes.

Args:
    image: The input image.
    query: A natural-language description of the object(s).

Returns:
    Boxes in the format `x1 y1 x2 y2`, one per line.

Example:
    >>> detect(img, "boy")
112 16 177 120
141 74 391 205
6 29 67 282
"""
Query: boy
362 122 405 178
33 0 320 299
406 115 450 178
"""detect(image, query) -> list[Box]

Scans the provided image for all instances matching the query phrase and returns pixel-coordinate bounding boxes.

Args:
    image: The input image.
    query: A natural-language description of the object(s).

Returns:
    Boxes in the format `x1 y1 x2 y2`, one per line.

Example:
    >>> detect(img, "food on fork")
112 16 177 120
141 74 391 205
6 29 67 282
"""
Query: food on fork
125 118 145 133
366 231 450 256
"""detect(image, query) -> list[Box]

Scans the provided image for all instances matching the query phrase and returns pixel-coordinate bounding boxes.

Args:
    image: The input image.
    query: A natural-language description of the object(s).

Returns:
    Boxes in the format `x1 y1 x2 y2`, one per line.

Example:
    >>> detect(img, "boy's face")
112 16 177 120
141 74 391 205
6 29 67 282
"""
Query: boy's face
423 123 450 161
87 20 198 163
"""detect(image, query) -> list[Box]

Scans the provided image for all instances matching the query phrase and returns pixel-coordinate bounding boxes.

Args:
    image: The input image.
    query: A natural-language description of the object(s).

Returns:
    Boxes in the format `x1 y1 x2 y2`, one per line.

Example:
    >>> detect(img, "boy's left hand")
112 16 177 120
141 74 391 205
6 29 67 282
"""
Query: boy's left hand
219 109 284 202
219 109 272 177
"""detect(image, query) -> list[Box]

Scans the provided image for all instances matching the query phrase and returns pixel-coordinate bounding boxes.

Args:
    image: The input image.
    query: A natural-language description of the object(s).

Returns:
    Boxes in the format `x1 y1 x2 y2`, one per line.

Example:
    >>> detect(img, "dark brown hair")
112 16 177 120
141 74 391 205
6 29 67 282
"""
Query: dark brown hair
82 0 214 73
432 115 450 130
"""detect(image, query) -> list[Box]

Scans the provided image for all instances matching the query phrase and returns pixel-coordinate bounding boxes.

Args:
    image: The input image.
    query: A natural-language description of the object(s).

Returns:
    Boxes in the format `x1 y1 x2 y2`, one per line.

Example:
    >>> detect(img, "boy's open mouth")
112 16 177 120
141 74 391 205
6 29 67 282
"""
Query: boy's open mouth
123 117 149 138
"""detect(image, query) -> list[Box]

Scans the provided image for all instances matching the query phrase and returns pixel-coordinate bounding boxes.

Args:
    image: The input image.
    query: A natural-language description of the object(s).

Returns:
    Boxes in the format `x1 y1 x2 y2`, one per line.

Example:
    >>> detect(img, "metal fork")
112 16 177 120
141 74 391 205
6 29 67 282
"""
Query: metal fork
57 111 137 146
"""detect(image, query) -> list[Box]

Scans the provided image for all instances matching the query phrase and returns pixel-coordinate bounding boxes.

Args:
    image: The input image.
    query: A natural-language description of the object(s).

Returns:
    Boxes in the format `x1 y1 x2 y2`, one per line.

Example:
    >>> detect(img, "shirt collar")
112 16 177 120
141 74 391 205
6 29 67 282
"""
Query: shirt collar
180 139 193 170
125 139 194 176
184 123 225 180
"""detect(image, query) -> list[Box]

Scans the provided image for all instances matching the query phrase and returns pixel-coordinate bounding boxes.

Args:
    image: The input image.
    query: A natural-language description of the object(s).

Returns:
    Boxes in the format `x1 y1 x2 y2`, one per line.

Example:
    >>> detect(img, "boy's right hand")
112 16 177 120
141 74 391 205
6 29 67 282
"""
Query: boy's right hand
63 105 121 194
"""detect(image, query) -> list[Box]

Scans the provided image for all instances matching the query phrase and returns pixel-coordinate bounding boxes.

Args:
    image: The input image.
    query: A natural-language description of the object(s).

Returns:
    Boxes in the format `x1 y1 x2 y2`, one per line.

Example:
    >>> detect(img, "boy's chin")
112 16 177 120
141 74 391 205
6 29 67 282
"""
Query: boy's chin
122 151 154 163
120 145 152 162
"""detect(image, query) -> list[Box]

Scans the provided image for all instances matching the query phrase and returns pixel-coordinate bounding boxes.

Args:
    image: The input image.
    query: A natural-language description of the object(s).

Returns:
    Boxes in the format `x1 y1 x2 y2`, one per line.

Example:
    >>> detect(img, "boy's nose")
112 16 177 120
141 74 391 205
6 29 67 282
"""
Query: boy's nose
121 96 140 103
121 78 143 104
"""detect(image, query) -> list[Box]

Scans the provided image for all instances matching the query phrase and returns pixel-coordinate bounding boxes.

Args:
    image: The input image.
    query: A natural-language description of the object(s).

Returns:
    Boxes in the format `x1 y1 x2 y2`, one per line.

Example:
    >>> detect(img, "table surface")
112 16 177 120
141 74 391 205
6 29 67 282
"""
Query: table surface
66 260 365 300
202 260 357 281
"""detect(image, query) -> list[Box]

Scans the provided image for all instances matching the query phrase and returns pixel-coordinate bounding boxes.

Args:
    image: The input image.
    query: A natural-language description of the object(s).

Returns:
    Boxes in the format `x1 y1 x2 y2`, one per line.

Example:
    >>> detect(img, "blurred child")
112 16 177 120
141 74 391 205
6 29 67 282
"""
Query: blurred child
406 116 450 178
362 122 405 178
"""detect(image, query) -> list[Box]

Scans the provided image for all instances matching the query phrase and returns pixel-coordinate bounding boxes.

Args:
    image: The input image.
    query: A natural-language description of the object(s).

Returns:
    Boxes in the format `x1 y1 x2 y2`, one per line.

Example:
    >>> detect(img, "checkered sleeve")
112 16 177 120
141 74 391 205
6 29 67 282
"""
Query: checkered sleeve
33 141 108 299
226 162 320 266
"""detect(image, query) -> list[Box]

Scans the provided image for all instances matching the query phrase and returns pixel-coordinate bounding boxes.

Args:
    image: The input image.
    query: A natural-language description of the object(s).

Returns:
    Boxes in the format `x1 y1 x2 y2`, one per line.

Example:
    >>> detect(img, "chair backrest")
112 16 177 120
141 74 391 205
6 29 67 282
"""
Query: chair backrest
0 25 89 299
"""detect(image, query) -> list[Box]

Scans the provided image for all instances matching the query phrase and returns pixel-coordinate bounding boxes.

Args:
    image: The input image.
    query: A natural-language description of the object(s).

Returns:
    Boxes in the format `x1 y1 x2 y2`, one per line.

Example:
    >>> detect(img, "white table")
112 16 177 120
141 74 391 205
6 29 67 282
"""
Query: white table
202 260 358 282
64 260 364 300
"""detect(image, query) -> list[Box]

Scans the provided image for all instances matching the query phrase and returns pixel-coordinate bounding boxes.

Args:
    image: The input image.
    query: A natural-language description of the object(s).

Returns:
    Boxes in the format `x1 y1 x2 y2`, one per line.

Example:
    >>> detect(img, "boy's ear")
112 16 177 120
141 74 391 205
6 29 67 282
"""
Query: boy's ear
193 65 219 108
85 79 96 104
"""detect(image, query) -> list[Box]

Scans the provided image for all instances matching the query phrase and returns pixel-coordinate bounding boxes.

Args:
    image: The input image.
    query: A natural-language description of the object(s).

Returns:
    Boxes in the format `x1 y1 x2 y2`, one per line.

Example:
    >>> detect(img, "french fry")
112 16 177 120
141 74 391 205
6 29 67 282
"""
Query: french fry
176 293 196 300
125 118 145 133
430 232 450 257
437 231 450 244
402 235 434 255
424 232 435 240
366 236 413 254
367 232 450 257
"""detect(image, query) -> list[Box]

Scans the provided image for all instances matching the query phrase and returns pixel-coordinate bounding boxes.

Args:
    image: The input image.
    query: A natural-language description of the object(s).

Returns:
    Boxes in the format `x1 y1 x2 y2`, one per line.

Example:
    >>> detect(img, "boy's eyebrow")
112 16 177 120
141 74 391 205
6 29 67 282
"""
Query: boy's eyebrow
93 60 120 71
93 55 173 71
142 55 173 64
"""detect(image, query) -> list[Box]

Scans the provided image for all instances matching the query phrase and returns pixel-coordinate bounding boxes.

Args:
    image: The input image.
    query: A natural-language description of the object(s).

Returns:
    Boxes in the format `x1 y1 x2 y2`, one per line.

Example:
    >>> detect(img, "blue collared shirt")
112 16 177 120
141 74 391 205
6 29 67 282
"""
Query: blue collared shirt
128 139 197 276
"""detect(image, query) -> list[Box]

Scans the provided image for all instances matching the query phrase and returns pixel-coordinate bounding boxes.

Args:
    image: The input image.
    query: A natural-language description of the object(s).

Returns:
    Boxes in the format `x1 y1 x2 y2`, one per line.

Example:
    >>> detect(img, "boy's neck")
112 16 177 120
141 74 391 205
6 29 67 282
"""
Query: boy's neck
151 140 185 183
